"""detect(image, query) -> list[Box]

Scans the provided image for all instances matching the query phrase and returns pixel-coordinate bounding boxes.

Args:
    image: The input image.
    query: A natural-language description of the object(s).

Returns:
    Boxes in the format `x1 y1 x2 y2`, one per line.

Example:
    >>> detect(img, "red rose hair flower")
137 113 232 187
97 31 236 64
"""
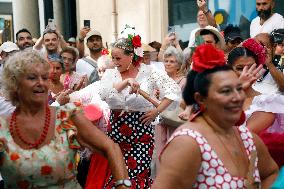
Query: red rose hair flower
192 44 226 73
242 38 266 65
132 35 142 48
101 48 109 55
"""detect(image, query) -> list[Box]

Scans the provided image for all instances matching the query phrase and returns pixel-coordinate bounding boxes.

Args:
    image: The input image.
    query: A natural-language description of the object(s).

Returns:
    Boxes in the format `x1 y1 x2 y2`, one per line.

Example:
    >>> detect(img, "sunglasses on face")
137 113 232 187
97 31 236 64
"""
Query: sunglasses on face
229 39 243 45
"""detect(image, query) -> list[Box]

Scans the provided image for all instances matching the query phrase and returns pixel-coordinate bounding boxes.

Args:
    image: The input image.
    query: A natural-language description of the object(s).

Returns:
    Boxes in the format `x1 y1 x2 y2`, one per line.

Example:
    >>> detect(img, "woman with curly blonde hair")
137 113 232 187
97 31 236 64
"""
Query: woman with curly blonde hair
0 50 129 188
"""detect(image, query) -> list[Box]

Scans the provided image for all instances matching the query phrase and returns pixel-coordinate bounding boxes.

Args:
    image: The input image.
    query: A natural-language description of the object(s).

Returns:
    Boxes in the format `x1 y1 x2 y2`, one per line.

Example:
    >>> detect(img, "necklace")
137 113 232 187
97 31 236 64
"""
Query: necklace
9 106 51 149
202 116 259 189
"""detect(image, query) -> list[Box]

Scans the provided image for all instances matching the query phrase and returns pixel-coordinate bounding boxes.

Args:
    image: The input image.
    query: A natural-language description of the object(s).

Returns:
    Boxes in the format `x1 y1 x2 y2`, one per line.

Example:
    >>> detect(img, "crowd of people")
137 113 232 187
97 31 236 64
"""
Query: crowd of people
0 0 284 188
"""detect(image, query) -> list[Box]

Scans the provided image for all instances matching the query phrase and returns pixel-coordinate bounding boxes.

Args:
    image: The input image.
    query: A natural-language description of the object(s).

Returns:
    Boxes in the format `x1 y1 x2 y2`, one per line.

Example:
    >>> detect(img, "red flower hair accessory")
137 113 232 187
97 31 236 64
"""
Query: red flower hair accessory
101 48 110 55
242 38 266 65
192 44 226 73
128 34 143 66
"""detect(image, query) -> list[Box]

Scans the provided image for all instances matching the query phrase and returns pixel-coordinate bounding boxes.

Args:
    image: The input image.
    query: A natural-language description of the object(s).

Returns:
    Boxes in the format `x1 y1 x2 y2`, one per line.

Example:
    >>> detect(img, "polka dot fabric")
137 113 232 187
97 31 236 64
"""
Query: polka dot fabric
105 111 153 189
165 125 261 189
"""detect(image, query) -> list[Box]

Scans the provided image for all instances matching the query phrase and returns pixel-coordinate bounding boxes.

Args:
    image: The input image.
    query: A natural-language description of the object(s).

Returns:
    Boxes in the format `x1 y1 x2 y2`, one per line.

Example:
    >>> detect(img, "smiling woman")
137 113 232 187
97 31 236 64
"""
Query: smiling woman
152 44 278 189
0 50 129 188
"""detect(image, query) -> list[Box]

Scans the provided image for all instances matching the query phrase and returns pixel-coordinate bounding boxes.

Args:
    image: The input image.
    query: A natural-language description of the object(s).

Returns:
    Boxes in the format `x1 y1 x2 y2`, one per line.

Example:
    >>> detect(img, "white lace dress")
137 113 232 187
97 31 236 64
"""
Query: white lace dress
70 64 181 188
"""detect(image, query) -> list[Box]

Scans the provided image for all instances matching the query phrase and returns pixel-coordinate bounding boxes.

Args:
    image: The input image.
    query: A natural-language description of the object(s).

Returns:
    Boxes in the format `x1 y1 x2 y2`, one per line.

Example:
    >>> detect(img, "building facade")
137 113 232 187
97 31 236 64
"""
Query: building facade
0 0 284 46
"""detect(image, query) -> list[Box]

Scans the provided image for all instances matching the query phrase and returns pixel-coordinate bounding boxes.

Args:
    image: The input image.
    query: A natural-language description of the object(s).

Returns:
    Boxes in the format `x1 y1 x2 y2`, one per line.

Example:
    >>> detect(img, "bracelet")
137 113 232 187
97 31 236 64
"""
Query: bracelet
203 9 211 14
156 108 161 115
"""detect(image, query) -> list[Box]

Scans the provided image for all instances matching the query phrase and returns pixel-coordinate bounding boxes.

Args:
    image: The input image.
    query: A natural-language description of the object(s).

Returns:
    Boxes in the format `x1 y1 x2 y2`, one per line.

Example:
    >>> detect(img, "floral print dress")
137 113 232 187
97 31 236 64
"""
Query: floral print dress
0 103 82 189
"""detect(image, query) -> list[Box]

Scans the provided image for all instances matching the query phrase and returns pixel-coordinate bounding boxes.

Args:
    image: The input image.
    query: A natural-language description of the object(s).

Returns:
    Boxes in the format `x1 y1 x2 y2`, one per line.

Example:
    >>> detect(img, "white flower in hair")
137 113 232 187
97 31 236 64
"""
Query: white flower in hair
134 47 144 57
120 25 137 38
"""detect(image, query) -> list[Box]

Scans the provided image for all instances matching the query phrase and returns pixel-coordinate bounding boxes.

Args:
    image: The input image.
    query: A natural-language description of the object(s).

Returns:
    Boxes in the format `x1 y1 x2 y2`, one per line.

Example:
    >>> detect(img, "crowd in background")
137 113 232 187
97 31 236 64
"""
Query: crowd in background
0 0 284 188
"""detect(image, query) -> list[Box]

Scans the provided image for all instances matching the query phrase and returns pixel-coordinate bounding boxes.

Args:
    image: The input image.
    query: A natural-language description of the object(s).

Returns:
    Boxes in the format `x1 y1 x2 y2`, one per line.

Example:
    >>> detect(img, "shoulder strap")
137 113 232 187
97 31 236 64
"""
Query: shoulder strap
82 57 98 68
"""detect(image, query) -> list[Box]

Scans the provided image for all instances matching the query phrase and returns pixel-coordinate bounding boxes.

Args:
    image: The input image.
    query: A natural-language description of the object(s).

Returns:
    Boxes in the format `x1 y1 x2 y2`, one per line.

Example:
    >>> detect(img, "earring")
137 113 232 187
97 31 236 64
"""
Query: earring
189 103 205 121
126 61 132 71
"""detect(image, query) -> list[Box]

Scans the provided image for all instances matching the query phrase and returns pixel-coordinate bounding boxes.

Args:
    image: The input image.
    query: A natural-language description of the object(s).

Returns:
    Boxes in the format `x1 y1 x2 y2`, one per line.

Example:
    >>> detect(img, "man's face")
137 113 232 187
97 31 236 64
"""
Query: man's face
17 32 33 50
197 10 208 27
87 35 103 53
43 33 59 52
256 0 274 20
201 34 217 47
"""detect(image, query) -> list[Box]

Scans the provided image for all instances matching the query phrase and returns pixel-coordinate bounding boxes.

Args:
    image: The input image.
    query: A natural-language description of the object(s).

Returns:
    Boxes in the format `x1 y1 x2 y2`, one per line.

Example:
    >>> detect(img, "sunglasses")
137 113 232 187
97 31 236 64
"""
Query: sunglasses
271 31 284 44
229 38 243 45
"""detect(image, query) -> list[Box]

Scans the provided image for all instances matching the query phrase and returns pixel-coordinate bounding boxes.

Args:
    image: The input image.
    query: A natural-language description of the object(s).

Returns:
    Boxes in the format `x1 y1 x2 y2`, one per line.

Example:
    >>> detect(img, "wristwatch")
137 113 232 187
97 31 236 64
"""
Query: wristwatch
114 179 132 187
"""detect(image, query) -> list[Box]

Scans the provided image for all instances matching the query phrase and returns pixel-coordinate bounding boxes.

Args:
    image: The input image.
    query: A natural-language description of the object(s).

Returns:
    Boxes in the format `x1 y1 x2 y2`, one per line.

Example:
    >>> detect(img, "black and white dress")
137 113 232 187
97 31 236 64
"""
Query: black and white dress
70 64 181 188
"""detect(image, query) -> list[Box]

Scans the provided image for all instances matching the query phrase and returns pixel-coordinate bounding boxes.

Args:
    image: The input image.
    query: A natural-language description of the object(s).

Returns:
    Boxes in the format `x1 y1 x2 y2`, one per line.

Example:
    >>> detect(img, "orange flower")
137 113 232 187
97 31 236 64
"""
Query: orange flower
41 165 53 175
68 161 73 170
17 180 30 189
10 152 20 161
60 111 67 119
74 101 82 107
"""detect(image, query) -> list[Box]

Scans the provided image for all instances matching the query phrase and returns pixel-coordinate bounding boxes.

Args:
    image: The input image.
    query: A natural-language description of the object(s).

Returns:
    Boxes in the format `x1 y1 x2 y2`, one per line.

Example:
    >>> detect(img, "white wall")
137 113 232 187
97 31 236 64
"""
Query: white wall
77 0 167 45
12 0 40 38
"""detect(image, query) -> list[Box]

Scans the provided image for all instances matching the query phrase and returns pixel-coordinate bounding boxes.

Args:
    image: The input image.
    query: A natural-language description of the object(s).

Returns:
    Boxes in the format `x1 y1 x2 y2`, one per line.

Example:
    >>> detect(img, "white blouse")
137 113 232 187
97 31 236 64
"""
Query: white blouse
244 94 284 133
70 64 181 112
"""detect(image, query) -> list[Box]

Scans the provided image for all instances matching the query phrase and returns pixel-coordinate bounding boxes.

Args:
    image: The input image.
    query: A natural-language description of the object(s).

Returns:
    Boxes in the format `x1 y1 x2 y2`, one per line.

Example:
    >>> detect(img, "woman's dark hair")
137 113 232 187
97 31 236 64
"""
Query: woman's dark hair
60 47 78 62
227 47 258 66
183 65 233 105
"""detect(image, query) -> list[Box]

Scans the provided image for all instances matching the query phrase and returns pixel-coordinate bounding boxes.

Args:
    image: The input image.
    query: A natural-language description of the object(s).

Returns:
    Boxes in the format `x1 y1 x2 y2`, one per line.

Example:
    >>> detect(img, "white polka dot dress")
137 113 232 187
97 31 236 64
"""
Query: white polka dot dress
164 126 261 189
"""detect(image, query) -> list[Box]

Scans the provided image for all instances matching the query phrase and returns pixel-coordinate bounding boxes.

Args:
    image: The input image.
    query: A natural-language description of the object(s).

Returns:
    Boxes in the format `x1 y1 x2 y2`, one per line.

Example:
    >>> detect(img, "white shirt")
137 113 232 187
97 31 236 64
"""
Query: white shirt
250 13 284 38
70 64 181 112
0 96 15 117
76 56 97 79
253 72 283 95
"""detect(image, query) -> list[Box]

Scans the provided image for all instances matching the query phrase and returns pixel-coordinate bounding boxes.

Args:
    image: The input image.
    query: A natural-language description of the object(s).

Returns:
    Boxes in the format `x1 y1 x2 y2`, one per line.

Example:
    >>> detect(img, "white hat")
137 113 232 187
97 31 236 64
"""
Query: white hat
0 41 19 54
67 37 76 43
142 43 156 52
86 30 102 41
195 26 225 49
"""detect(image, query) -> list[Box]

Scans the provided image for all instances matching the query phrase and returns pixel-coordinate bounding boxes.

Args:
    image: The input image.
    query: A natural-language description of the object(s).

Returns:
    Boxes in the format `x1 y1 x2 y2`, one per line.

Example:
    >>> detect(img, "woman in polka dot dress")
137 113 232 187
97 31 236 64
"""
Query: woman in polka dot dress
70 34 181 188
152 45 278 189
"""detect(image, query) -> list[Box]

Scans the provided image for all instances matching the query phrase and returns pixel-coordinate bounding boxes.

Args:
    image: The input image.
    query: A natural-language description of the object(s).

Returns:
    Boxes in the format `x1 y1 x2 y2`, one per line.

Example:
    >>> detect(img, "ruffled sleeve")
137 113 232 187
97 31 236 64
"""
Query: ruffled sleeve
149 70 181 102
246 94 284 118
56 102 82 149
69 81 101 105
97 69 123 101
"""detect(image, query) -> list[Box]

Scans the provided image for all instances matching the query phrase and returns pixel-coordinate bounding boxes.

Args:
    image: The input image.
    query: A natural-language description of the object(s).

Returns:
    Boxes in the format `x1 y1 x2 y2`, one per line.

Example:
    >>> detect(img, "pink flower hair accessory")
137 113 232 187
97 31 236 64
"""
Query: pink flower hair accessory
242 38 267 65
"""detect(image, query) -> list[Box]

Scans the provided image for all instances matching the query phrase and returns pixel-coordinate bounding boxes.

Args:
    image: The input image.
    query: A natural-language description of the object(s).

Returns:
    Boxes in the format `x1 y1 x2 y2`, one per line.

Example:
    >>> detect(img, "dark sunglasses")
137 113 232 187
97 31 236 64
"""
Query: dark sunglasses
229 38 243 45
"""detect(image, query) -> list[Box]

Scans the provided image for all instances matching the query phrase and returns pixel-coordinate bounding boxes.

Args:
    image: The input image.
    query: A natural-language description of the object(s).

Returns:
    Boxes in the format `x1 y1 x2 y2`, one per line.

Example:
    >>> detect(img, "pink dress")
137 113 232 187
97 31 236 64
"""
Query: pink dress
162 125 261 189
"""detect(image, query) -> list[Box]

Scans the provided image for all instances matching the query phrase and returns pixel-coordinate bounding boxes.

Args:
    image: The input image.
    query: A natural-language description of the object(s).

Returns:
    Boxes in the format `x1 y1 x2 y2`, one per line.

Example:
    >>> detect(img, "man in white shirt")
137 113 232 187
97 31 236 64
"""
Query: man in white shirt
250 0 284 38
188 0 217 47
76 30 103 84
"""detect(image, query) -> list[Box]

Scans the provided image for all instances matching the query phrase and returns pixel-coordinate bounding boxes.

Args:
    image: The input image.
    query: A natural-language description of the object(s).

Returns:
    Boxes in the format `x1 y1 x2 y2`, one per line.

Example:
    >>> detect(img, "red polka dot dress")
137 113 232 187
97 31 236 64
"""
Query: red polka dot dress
164 125 261 189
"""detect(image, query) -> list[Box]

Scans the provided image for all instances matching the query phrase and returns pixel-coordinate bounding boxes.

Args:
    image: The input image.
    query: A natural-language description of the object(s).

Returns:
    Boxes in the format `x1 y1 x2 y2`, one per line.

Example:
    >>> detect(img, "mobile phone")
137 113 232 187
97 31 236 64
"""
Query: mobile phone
48 18 56 30
168 26 175 37
84 20 91 28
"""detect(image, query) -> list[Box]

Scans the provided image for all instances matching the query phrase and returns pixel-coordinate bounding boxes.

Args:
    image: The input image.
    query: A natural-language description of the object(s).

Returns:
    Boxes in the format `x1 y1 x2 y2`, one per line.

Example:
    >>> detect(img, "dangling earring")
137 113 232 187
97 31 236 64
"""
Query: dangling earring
126 61 132 71
189 103 205 121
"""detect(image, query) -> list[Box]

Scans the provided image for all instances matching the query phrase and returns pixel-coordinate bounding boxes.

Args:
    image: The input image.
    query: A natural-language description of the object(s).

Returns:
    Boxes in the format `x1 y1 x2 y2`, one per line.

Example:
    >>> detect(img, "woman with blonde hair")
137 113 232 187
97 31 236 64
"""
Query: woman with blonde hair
0 50 129 188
